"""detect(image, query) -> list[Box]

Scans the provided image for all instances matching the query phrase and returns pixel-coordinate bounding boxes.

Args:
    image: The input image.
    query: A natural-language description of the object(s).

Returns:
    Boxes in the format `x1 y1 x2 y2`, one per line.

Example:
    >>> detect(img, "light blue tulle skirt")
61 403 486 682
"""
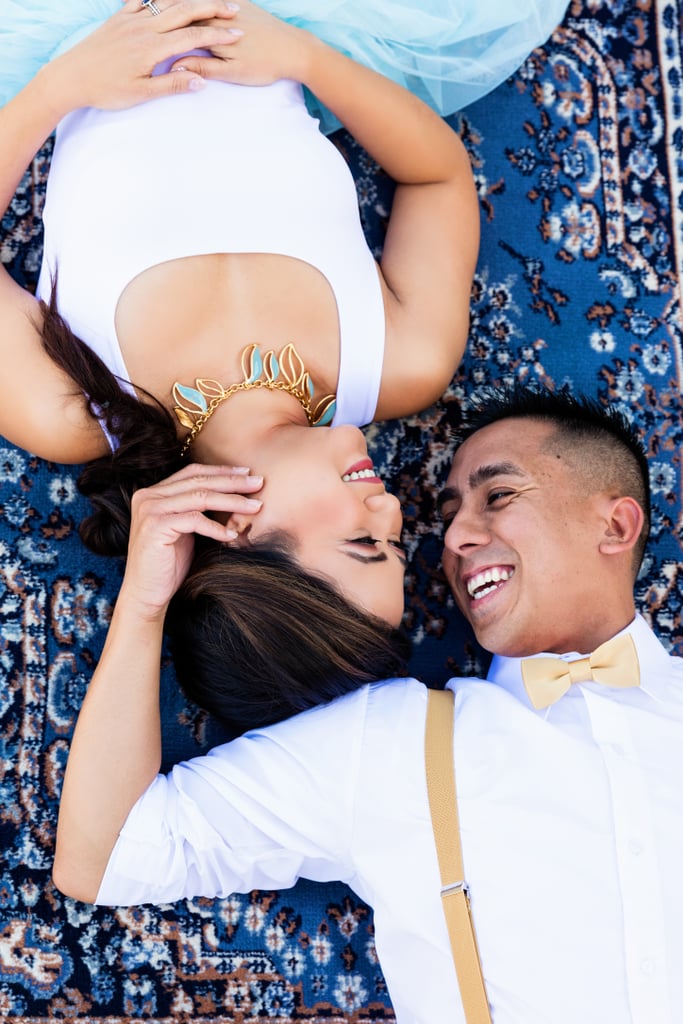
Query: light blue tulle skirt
0 0 570 131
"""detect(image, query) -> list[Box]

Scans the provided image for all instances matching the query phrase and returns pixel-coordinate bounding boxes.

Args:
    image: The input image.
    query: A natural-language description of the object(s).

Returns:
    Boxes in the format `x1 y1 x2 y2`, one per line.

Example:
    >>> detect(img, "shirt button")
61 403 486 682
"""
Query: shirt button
640 959 655 976
628 839 643 856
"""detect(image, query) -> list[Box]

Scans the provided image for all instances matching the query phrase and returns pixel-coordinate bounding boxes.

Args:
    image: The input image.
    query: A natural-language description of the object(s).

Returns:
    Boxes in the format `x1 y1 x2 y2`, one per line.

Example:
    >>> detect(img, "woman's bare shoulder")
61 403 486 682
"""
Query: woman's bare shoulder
0 269 109 462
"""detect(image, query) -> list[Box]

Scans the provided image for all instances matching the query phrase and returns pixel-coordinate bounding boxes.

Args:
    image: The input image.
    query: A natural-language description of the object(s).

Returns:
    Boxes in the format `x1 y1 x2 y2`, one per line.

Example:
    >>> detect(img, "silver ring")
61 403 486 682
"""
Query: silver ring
141 0 161 14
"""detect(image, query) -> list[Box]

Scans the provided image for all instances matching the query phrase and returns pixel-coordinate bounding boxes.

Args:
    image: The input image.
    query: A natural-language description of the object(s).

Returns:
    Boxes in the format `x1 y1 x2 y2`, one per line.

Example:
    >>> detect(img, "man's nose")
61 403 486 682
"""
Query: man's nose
443 509 490 555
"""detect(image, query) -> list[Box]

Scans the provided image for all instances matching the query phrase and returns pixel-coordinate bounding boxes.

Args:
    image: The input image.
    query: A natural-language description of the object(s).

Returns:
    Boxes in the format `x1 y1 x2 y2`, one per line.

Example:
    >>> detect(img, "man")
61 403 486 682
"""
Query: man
53 387 683 1024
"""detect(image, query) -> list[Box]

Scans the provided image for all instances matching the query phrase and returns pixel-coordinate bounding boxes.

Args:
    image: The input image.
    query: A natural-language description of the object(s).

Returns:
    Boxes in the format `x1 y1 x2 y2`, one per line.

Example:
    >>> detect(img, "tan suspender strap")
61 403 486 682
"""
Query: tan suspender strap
425 688 492 1024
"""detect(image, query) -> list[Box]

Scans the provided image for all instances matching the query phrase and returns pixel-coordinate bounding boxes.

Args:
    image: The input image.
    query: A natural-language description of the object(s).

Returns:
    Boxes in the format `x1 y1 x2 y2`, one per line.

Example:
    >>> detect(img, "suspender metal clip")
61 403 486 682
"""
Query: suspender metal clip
441 880 469 897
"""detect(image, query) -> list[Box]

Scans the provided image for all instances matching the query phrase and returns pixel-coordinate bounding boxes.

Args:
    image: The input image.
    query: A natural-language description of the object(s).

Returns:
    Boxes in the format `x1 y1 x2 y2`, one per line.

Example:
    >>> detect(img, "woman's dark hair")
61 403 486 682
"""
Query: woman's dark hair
39 289 409 730
167 538 410 734
39 284 182 555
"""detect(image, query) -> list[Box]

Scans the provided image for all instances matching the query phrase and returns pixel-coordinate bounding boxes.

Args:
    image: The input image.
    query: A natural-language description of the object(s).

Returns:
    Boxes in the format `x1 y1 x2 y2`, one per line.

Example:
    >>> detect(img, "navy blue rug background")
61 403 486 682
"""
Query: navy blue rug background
1 1 682 1019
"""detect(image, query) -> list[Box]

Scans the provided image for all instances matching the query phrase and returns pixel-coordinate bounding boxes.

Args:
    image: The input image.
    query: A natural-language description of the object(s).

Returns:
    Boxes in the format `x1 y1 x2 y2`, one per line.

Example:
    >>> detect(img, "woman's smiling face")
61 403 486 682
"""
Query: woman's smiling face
228 425 406 627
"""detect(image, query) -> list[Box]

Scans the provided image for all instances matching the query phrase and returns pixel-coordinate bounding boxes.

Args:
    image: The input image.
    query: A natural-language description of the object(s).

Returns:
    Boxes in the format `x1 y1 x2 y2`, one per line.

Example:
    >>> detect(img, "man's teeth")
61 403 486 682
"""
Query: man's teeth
467 567 513 599
342 468 377 481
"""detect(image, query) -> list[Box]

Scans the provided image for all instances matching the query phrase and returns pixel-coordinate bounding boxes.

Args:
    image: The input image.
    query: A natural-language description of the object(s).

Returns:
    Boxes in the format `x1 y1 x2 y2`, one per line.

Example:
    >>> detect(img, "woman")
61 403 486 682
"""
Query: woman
0 0 567 730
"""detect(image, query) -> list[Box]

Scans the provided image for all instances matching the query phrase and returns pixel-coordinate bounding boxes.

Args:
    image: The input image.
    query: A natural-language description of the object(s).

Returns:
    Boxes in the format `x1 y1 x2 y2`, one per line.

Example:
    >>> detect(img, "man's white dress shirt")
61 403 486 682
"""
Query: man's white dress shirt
97 615 683 1023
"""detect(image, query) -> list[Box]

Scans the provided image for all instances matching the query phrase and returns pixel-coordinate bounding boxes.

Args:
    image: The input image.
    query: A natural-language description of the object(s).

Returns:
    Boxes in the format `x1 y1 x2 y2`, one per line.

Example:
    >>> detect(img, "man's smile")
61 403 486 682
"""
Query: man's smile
465 565 515 601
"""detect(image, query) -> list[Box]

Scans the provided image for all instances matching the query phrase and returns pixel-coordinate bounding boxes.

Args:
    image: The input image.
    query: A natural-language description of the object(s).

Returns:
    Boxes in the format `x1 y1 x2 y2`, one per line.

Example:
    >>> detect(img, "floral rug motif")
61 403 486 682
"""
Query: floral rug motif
1 0 681 1019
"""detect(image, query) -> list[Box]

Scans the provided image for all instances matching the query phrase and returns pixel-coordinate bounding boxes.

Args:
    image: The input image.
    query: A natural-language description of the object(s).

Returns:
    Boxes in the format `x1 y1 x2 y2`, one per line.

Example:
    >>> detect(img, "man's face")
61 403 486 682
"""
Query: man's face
439 418 610 657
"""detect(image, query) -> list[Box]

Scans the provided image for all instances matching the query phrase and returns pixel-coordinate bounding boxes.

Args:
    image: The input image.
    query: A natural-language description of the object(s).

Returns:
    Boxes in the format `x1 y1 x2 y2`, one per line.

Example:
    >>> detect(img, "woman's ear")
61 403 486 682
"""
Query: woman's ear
223 512 254 546
599 495 645 556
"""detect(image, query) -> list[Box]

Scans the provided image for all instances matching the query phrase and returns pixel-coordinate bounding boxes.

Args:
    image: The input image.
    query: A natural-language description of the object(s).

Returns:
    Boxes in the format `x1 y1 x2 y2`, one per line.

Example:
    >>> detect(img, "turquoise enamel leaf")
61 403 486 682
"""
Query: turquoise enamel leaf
173 383 208 413
316 400 337 426
247 345 263 383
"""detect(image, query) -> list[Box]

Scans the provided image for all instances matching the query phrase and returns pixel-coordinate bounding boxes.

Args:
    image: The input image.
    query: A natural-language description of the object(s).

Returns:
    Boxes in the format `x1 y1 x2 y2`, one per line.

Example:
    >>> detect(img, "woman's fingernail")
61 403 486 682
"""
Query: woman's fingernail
225 2 240 11
173 65 188 72
188 77 206 91
244 498 263 508
225 528 239 539
227 28 243 36
245 475 263 485
230 466 251 474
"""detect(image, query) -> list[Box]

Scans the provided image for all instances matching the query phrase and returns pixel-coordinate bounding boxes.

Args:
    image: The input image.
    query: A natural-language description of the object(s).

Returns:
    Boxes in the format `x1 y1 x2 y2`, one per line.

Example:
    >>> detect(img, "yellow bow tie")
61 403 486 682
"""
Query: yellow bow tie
520 633 640 710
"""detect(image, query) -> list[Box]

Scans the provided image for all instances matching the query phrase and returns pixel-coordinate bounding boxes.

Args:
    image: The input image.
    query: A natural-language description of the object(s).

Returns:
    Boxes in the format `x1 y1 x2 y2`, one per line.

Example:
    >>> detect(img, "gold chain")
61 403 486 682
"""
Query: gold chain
172 343 337 456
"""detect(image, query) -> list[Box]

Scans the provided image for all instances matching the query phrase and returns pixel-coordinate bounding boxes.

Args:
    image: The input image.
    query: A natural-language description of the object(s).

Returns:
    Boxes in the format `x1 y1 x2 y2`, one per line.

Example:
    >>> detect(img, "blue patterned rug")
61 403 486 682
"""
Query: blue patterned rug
2 0 682 1019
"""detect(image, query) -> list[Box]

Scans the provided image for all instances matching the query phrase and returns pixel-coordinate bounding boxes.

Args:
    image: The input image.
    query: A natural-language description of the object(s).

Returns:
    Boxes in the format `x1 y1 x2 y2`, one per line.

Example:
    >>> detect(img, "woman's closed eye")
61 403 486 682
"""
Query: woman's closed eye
344 535 407 564
348 534 379 546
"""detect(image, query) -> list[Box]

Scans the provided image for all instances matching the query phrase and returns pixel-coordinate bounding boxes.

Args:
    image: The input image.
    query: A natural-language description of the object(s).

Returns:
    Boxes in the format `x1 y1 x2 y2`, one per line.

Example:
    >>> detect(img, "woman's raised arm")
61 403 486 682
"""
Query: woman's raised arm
0 0 240 461
0 0 243 211
300 37 480 417
52 464 263 903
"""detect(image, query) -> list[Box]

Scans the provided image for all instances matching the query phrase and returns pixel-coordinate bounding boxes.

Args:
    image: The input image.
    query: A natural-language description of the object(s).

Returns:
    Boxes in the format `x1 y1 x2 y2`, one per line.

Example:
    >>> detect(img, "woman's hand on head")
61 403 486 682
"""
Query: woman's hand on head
167 0 315 86
42 0 245 116
121 464 263 621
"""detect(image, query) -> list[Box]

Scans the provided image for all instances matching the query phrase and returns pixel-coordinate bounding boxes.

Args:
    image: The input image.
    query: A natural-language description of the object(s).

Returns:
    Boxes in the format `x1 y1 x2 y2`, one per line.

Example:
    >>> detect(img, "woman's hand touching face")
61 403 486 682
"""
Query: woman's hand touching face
121 463 263 621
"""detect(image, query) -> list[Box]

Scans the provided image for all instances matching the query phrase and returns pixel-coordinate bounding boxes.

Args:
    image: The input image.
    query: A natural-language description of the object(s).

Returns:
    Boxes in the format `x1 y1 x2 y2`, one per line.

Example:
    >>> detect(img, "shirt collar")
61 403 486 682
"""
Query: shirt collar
487 614 672 708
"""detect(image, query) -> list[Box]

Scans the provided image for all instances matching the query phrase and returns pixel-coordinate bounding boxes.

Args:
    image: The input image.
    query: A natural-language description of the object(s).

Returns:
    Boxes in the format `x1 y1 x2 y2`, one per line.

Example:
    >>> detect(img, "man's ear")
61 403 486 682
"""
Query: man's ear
599 495 644 556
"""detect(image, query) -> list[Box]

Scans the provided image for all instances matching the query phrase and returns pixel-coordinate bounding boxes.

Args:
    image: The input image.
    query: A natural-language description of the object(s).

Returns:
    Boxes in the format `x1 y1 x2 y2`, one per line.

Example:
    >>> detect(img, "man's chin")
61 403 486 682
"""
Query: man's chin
470 619 529 660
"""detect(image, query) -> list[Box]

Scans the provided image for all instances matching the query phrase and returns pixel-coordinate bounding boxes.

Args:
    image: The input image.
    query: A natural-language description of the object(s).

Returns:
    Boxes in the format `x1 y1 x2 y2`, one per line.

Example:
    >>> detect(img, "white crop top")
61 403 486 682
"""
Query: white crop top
36 68 386 429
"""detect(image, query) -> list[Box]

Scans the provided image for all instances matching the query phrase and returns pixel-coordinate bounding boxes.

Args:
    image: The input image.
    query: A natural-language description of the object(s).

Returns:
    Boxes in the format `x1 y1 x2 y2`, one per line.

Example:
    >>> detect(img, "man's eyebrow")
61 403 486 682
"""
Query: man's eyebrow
437 461 528 510
469 461 527 488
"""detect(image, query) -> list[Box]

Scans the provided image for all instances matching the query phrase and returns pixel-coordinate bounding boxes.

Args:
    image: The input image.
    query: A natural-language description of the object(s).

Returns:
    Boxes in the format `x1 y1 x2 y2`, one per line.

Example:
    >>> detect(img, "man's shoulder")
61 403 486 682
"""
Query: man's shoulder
446 673 517 714
263 676 428 737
